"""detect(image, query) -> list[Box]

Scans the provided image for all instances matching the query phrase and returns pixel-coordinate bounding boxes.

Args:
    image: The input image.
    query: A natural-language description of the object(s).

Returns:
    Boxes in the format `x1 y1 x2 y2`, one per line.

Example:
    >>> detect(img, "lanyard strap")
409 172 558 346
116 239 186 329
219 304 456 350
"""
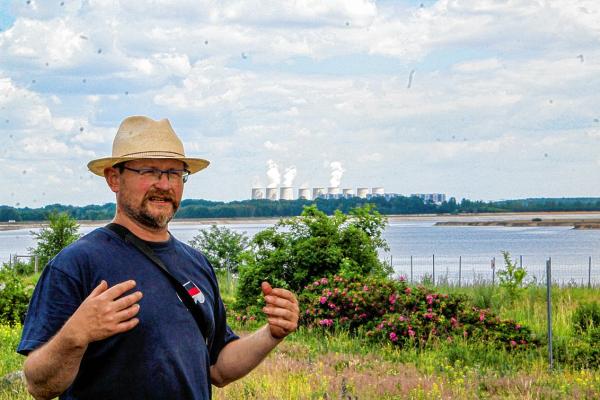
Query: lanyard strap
105 223 212 347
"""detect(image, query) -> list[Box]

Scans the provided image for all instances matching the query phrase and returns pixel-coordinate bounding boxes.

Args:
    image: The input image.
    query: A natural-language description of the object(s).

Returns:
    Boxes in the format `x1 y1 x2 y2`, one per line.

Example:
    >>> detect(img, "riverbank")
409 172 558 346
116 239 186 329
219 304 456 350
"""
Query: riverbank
3 211 600 231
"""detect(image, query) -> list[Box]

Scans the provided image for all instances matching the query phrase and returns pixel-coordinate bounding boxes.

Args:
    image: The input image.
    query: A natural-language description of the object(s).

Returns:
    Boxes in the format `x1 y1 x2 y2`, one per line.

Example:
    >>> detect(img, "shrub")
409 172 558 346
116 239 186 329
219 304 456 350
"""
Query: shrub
188 224 249 274
572 302 600 333
497 251 528 303
300 274 540 350
235 204 390 311
0 266 33 325
30 212 80 268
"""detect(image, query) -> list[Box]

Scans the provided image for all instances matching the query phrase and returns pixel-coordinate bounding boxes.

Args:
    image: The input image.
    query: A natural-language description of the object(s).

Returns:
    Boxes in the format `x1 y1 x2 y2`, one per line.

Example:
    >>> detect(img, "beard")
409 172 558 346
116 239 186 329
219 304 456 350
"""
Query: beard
121 188 180 231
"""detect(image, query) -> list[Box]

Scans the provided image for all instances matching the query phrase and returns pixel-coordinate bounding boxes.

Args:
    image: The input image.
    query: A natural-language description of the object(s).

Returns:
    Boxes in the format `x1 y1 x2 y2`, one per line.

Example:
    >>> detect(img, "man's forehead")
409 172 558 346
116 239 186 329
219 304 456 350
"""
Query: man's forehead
124 159 186 168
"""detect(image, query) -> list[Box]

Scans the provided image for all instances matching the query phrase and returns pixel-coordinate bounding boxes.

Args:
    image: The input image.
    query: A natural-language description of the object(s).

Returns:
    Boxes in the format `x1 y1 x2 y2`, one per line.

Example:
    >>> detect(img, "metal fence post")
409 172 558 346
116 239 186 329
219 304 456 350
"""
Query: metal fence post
520 255 523 268
34 255 39 274
432 254 435 286
546 257 553 370
491 257 496 286
589 256 592 289
458 256 462 287
410 256 413 283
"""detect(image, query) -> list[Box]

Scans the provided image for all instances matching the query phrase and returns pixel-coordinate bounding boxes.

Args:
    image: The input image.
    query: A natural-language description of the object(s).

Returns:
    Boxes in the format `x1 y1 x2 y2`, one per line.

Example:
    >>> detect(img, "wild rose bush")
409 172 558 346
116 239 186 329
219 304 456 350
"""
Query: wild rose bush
300 275 540 350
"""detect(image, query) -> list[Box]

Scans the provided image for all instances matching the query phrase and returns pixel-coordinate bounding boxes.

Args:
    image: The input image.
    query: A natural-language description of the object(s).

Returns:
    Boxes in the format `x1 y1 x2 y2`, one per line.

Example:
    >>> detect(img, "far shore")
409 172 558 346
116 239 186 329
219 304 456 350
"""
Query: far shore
3 211 600 231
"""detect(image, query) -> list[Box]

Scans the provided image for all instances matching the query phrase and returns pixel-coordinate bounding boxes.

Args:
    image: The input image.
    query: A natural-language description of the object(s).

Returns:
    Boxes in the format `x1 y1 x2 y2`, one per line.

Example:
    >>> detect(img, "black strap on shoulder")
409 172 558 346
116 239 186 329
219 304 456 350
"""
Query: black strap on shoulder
105 223 212 347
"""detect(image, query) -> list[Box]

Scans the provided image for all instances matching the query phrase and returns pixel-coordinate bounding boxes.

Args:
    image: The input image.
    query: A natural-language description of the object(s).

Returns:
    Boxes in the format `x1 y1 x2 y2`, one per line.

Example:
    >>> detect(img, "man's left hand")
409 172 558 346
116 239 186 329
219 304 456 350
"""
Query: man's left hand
261 282 299 340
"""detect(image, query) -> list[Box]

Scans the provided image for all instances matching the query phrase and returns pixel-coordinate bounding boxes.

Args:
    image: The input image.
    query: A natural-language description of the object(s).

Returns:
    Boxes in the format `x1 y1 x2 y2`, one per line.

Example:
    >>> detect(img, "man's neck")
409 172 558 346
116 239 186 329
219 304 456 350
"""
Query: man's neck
112 213 170 242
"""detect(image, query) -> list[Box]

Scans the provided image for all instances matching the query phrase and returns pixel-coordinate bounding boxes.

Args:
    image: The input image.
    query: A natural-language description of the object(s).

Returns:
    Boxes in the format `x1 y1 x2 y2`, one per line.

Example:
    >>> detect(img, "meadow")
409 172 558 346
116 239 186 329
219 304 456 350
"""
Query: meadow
2 277 597 399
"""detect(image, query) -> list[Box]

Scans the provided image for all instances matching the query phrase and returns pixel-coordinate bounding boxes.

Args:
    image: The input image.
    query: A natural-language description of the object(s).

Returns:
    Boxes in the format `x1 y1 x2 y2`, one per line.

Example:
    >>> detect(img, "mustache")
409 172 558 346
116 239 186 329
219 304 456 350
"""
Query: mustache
143 189 176 204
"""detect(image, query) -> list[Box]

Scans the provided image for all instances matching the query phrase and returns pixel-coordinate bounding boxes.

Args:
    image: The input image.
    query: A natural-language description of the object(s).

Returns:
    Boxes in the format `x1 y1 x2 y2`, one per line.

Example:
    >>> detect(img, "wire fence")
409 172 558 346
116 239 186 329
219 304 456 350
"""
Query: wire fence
388 255 599 288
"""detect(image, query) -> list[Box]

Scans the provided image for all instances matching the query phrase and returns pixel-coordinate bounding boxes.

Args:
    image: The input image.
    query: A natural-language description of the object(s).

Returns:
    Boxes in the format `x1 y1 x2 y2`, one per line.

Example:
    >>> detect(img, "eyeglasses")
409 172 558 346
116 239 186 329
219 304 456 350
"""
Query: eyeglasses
122 166 191 183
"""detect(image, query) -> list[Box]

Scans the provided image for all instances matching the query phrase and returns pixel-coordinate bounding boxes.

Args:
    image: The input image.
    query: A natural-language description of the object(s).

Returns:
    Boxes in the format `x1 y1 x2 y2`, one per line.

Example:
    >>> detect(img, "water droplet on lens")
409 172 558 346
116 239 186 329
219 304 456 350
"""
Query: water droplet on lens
544 153 548 158
5 120 9 123
22 170 27 174
204 40 208 45
80 127 84 132
45 62 49 66
124 91 128 95
97 48 102 54
82 78 86 83
594 118 599 123
60 1 64 5
15 202 20 206
345 21 350 26
31 79 36 84
26 0 31 4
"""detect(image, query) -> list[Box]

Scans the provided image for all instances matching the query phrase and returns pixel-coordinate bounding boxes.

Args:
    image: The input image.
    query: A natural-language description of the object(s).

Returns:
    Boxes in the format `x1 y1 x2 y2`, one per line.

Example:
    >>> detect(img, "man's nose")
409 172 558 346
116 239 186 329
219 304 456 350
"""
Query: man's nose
154 172 172 189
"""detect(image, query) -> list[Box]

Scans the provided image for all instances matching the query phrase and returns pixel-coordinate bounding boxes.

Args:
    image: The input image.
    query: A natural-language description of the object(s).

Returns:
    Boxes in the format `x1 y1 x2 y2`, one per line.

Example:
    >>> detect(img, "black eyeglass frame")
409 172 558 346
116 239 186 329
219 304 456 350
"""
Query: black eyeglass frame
121 166 191 183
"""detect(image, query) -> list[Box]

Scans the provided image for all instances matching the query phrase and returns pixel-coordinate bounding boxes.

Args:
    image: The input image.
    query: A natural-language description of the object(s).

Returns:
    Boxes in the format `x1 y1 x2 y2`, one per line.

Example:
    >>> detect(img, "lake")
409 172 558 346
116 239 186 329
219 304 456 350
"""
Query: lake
2 220 599 285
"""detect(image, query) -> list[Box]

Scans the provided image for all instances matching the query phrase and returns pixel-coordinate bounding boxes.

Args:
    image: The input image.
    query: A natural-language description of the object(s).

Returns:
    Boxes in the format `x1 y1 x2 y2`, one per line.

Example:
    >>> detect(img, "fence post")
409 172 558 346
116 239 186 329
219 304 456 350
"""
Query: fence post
34 255 39 274
8 253 11 268
546 257 553 370
491 257 496 286
458 256 462 287
432 254 435 286
589 256 592 289
520 255 523 268
410 256 413 283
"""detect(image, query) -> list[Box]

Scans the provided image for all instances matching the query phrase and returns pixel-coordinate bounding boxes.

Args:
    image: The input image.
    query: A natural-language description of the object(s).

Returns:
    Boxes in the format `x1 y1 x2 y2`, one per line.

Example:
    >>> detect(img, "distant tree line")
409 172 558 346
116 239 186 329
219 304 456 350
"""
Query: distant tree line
1 196 600 222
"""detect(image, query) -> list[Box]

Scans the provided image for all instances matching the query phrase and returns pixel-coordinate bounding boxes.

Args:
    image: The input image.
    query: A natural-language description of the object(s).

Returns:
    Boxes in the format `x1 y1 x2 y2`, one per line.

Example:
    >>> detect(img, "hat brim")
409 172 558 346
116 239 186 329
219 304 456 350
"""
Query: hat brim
87 156 210 177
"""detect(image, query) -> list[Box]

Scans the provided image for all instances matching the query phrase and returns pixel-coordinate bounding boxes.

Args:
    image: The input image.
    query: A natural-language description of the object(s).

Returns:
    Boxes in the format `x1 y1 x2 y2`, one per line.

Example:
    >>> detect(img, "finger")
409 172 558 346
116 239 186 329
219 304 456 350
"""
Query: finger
115 317 140 333
264 295 299 311
102 280 137 300
112 291 143 311
114 303 141 322
265 288 297 304
89 280 108 298
263 306 296 320
261 282 272 296
267 318 297 332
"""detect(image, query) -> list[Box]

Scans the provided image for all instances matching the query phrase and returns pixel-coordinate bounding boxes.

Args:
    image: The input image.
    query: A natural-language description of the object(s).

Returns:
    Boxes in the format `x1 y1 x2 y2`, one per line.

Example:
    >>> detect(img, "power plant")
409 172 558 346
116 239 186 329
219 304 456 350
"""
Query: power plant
251 186 387 201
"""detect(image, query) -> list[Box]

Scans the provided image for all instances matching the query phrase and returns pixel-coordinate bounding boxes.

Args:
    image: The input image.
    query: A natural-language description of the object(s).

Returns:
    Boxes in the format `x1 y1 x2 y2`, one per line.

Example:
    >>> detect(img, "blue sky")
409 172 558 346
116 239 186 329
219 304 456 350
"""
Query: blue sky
1 0 599 207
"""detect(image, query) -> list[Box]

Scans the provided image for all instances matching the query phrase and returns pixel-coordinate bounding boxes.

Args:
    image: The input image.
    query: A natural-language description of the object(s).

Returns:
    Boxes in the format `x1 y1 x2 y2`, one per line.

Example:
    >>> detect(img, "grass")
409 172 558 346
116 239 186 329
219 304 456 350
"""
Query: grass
1 278 599 399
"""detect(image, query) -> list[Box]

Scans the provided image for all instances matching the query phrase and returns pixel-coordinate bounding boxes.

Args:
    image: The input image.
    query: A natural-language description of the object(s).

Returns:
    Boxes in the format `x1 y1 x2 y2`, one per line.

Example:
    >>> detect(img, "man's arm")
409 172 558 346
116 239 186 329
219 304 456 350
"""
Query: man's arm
210 282 299 387
23 280 142 400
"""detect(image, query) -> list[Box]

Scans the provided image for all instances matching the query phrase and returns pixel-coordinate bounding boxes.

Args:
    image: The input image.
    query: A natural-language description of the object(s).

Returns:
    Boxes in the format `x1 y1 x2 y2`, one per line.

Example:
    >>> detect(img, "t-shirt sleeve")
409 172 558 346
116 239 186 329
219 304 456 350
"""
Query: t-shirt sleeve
17 264 84 355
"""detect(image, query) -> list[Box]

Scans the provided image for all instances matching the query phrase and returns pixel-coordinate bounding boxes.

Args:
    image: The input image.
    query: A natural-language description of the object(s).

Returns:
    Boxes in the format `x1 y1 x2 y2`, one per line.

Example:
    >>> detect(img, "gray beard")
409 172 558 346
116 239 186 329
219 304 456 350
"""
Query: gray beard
122 199 178 230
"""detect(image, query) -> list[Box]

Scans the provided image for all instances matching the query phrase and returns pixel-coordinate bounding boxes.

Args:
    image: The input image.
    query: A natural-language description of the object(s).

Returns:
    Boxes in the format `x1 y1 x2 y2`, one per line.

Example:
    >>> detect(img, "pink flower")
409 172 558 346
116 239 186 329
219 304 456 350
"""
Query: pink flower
320 296 327 304
515 324 521 330
479 312 485 322
463 330 468 338
389 332 398 342
398 275 407 282
408 329 415 337
424 313 433 320
319 319 333 327
510 340 517 347
399 316 406 322
450 317 458 327
363 285 369 292
405 287 412 295
320 277 329 285
426 294 434 305
389 294 397 305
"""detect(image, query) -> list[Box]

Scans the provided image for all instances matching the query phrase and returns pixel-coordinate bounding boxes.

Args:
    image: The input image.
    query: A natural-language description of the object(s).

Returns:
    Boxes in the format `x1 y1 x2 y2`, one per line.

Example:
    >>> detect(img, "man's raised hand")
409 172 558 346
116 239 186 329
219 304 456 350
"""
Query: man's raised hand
261 282 299 340
63 280 143 348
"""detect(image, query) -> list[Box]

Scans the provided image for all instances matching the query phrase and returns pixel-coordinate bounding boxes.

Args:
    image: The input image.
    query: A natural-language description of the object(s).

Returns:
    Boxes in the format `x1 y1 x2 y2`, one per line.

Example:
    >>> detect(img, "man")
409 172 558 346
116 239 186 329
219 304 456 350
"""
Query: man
18 116 299 399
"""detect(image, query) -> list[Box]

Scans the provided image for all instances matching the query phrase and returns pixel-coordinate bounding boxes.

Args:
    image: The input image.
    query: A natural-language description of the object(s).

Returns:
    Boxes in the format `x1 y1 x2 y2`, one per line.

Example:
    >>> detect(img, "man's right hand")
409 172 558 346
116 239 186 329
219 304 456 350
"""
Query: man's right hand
62 280 143 348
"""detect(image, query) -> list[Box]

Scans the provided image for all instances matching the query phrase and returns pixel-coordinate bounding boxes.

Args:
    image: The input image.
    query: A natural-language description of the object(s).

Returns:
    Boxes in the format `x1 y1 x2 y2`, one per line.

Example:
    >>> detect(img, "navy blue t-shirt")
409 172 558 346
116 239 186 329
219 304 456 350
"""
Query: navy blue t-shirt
18 227 238 400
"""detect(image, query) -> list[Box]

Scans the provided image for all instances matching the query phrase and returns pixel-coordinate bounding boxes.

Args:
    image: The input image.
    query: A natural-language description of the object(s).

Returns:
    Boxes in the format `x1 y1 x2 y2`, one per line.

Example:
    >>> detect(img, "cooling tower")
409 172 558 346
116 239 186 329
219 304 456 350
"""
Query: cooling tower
280 187 294 201
327 187 340 195
298 188 311 200
251 188 265 200
342 188 353 198
372 187 385 196
266 188 278 201
357 188 369 198
312 187 326 199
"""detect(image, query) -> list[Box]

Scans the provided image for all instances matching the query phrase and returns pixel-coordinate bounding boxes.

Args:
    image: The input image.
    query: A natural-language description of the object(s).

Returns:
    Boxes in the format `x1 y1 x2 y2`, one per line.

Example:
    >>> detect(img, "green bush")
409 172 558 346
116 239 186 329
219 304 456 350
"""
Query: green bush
235 204 390 311
30 211 80 268
572 302 600 333
0 267 33 325
300 274 540 350
188 224 249 274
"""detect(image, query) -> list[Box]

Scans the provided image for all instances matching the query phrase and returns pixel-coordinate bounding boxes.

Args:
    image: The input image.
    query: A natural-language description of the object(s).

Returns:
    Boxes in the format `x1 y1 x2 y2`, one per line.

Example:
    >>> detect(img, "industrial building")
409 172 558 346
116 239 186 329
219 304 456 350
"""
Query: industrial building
251 187 390 201
411 193 447 204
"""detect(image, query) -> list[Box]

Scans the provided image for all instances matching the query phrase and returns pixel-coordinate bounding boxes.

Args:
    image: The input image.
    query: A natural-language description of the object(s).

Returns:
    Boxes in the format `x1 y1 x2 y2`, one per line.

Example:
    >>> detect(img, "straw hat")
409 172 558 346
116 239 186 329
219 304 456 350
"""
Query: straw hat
87 116 210 176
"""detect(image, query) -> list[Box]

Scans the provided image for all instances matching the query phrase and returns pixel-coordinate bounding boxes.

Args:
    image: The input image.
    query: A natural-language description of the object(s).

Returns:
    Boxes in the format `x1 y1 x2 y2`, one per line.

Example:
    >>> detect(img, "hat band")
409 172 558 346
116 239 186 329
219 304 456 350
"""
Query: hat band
116 150 186 158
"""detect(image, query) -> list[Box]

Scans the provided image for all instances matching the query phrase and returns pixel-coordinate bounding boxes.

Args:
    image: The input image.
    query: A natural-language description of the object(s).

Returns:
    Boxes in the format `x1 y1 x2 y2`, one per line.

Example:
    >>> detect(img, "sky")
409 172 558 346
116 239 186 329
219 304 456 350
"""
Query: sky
1 0 599 208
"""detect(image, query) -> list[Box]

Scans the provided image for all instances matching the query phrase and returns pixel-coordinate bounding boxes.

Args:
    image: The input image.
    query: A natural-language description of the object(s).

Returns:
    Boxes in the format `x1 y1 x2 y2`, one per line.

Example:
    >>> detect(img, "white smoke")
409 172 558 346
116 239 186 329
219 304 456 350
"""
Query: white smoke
282 166 297 187
329 161 345 187
266 159 281 188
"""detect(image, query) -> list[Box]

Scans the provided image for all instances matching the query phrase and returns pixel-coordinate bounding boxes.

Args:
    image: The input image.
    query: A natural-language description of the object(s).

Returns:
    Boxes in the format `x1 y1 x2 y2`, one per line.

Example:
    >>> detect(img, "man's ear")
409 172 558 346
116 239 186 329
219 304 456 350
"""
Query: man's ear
104 167 120 193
